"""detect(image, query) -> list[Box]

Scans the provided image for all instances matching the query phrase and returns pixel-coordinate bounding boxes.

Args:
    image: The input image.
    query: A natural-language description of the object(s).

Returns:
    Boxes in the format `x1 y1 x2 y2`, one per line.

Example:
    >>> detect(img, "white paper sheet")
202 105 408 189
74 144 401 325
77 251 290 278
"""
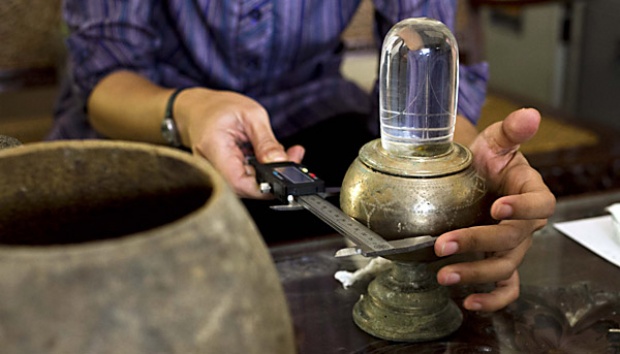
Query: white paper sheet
554 215 620 268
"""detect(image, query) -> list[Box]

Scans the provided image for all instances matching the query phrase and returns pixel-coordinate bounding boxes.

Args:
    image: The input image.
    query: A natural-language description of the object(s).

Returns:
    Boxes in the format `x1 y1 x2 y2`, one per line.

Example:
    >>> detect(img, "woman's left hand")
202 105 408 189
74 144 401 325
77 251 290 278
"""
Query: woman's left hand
434 108 556 312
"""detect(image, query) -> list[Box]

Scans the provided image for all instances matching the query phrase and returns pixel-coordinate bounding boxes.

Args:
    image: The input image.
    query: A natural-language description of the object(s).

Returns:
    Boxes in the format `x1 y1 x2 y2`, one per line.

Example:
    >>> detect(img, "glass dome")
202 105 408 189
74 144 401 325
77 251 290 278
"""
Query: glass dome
379 18 459 157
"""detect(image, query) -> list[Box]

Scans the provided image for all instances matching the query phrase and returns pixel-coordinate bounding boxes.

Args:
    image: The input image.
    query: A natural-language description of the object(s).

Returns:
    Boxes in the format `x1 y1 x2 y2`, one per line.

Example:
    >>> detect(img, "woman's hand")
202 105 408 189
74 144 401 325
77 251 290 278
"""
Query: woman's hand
174 88 305 198
87 72 303 199
434 108 556 312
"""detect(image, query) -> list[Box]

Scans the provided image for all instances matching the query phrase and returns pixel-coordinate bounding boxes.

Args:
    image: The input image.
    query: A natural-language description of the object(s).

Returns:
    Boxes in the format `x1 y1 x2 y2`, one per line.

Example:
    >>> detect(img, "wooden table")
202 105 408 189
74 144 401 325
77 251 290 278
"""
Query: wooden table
270 190 620 353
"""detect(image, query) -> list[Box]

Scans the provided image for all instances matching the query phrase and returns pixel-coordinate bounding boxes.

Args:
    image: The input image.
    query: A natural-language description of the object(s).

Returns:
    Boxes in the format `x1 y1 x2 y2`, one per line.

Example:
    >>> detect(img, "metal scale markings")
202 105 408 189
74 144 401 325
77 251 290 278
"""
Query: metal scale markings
248 157 436 258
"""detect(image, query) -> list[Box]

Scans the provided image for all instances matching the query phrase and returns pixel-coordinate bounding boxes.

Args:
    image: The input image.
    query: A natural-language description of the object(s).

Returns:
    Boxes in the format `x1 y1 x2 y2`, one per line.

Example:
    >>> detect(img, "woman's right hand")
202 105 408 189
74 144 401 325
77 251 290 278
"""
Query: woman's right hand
173 88 305 199
87 72 301 199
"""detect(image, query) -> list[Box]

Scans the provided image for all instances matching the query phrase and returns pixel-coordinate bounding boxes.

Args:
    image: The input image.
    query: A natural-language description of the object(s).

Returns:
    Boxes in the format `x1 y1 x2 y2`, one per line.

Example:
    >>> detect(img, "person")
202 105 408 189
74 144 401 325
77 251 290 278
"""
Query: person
49 0 555 313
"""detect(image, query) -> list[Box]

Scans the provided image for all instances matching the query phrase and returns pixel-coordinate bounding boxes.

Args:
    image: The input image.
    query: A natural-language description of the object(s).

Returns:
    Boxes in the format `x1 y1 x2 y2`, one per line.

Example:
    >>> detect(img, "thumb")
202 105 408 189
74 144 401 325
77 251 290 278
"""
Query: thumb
479 108 541 156
243 113 288 163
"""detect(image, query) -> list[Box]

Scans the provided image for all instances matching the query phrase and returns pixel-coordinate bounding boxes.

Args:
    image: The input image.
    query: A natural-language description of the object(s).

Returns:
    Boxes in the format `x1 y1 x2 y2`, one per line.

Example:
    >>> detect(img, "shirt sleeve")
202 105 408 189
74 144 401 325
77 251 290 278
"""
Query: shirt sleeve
371 0 488 125
63 1 161 105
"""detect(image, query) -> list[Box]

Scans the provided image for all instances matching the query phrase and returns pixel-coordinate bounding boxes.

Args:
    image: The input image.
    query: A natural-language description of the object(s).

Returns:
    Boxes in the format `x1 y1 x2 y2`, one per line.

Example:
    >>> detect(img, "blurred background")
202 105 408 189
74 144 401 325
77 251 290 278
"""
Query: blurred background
1 0 618 197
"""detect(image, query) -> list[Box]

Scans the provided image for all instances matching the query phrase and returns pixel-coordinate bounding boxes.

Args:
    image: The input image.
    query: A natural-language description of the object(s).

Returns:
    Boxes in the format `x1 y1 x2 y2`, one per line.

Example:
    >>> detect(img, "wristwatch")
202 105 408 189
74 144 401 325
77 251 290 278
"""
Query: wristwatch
161 116 182 147
160 88 186 148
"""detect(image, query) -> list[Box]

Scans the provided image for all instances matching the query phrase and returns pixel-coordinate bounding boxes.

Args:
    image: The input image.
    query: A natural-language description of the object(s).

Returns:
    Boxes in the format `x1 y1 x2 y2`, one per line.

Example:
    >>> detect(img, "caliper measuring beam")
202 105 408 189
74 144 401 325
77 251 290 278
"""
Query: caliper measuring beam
248 157 437 257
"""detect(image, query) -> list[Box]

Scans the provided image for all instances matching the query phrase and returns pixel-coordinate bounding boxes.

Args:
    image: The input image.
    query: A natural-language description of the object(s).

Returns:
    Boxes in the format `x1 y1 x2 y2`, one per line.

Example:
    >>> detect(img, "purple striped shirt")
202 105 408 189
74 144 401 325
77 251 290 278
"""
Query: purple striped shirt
48 0 488 140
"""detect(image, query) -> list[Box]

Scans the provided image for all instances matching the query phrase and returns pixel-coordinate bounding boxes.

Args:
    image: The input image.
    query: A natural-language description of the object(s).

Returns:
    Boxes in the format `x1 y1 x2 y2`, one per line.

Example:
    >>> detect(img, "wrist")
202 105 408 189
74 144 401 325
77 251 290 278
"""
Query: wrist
169 87 215 147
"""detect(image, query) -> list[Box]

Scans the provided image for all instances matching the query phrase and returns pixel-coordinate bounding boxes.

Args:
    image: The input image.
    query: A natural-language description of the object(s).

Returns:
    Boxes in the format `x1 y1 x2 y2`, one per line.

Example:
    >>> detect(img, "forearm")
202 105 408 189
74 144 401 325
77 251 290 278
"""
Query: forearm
87 70 174 144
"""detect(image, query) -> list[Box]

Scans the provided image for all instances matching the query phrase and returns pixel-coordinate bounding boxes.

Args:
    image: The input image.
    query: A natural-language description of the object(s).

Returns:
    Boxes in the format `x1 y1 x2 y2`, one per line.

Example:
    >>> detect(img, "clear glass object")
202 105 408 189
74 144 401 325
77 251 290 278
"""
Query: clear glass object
379 18 459 157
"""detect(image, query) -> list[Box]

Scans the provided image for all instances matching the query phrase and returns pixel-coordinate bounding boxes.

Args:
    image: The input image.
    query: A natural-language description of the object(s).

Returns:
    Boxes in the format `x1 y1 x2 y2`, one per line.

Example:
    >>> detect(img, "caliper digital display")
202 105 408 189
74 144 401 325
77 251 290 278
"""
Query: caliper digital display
274 166 315 184
248 157 324 202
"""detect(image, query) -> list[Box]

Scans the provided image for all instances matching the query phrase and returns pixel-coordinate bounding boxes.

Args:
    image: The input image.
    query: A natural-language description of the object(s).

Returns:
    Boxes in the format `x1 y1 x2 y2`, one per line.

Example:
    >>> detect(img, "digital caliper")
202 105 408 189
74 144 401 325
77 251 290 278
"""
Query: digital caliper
248 157 437 257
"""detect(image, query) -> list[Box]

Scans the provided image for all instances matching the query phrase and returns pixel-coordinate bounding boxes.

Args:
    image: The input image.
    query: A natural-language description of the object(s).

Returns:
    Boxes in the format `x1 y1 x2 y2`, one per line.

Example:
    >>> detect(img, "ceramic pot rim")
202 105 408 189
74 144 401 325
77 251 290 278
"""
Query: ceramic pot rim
0 140 228 258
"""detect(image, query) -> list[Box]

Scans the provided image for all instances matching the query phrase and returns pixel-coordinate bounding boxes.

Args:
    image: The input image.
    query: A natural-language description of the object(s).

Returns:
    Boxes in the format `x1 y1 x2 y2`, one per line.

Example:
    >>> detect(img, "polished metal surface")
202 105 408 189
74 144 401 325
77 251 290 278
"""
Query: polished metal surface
339 139 489 341
297 194 439 257
340 140 488 245
334 235 437 258
352 261 463 342
297 194 394 253
338 18 489 342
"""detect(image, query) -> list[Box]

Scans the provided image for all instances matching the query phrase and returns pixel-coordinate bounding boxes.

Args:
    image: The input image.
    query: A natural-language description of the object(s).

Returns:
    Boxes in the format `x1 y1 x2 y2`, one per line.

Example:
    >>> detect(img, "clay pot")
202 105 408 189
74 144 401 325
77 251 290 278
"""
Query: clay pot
0 140 295 354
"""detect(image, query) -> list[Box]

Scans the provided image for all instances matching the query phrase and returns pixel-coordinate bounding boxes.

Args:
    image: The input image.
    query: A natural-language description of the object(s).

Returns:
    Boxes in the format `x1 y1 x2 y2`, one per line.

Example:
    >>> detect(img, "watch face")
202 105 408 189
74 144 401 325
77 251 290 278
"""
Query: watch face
162 117 181 147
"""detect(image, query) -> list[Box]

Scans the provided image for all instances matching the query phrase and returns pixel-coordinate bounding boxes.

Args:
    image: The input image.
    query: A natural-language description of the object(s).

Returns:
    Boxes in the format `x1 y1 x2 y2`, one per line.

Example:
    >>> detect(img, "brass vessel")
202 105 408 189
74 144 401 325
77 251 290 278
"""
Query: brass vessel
340 18 489 342
340 140 488 341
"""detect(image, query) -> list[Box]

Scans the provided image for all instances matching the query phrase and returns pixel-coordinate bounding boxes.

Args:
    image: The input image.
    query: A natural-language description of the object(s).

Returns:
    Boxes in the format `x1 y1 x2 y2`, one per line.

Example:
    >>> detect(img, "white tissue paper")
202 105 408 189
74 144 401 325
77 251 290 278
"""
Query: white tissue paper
553 203 620 268
606 203 620 242
334 257 392 289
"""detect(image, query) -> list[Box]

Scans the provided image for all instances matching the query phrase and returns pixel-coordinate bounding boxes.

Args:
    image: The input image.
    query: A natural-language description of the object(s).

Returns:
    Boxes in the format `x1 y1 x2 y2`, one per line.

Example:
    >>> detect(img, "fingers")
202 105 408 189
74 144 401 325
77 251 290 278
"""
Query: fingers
436 232 530 285
435 220 535 258
286 145 305 163
240 106 289 163
194 144 269 199
183 90 295 198
492 193 555 221
433 108 550 313
471 109 541 182
489 157 556 221
462 271 520 312
254 139 288 163
479 108 541 155
501 108 541 145
435 220 534 312
233 174 270 199
435 225 531 311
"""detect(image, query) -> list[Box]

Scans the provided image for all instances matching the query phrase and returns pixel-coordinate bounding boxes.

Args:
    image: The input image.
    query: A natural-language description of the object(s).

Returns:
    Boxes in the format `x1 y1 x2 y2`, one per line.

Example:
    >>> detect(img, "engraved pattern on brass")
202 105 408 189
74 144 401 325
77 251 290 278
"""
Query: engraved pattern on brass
340 17 490 342
341 140 487 242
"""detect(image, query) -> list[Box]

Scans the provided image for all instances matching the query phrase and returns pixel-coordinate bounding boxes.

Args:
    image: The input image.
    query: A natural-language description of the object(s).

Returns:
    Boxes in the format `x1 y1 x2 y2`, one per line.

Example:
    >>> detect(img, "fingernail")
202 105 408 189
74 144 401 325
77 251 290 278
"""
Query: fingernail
244 165 253 176
265 151 287 162
496 204 513 219
440 241 459 256
467 302 482 311
442 272 461 286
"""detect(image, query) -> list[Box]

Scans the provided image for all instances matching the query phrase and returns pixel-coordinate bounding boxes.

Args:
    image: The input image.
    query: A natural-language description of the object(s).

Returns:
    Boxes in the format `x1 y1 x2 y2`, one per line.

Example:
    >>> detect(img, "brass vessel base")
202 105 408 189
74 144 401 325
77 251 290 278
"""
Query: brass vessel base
352 261 462 342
